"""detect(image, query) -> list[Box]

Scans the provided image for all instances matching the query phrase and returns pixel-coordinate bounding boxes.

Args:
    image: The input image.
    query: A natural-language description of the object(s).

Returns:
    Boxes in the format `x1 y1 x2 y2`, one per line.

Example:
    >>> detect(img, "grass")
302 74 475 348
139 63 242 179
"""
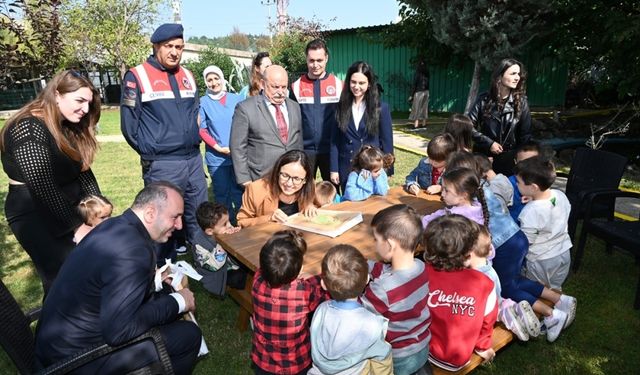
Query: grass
1 111 639 374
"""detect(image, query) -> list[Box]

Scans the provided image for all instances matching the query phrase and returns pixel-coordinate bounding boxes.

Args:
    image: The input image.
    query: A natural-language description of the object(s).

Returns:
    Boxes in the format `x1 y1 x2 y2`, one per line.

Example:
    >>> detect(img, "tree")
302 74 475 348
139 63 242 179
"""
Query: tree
424 1 552 112
269 15 329 75
549 0 640 100
60 0 167 78
0 0 62 86
255 35 271 52
183 46 244 94
229 26 250 51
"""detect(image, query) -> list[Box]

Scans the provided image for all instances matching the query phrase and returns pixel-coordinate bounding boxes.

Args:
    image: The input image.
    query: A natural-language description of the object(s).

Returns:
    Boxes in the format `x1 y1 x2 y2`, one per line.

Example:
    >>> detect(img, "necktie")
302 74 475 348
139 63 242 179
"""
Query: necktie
273 104 288 143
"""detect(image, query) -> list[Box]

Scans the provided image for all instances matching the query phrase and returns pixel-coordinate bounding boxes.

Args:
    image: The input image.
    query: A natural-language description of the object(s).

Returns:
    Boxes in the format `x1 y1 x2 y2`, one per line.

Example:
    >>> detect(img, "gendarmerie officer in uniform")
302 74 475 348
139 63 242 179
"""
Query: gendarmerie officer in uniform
121 23 207 264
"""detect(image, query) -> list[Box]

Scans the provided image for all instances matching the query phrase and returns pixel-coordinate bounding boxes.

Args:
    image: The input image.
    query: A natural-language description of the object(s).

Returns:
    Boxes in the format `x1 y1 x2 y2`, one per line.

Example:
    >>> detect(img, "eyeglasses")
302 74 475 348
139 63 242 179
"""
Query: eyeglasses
279 172 306 185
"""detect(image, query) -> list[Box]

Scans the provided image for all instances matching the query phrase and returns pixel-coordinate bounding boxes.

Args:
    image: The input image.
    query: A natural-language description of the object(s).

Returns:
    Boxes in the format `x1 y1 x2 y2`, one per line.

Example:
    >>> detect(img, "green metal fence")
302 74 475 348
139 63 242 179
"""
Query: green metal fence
325 28 568 113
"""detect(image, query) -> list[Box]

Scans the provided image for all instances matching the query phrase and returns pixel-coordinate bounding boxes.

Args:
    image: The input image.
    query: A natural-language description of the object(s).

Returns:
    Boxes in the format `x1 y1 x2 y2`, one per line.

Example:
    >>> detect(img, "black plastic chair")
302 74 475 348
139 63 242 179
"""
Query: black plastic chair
564 147 628 241
0 278 174 374
573 189 640 309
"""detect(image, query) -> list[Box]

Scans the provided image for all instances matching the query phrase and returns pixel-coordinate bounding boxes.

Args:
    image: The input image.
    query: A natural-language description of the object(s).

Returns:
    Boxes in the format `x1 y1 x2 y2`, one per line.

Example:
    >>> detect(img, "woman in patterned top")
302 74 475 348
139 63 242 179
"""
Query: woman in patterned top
0 70 102 294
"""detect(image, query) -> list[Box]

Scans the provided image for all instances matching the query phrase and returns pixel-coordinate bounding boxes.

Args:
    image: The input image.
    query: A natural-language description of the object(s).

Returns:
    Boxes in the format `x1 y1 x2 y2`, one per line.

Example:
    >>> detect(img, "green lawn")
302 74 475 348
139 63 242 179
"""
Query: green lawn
1 111 639 374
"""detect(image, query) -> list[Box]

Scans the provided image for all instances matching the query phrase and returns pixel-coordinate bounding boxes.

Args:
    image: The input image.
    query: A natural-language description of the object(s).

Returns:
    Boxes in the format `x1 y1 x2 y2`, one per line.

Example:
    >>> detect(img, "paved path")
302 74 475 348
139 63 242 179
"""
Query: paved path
391 122 639 220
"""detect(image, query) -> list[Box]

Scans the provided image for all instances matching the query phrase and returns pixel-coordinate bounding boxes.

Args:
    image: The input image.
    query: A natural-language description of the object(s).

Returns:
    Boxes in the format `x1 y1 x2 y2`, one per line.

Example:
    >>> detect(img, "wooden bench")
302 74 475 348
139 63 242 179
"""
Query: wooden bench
431 298 555 374
431 324 513 375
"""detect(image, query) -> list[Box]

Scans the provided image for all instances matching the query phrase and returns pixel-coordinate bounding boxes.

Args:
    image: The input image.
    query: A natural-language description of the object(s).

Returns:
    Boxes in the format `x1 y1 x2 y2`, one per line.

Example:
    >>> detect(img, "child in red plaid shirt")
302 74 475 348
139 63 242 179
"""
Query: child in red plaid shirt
251 230 329 375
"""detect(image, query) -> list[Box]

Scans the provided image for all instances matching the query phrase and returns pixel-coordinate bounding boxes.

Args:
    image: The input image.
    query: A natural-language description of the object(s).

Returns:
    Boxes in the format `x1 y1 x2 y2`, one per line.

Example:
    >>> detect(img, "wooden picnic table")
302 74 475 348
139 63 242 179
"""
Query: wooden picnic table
217 186 516 374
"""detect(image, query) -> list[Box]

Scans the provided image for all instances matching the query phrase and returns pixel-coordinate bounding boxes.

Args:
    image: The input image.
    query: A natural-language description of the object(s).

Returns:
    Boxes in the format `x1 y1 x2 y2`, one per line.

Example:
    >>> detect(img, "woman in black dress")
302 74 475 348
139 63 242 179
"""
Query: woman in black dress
0 70 102 293
468 58 532 175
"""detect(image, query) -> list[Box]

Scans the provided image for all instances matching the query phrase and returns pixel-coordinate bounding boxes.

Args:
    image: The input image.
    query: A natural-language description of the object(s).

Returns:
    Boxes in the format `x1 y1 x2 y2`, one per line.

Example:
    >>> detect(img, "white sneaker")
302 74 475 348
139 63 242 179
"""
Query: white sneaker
544 309 568 343
176 245 188 255
515 300 541 337
556 294 577 328
499 304 529 341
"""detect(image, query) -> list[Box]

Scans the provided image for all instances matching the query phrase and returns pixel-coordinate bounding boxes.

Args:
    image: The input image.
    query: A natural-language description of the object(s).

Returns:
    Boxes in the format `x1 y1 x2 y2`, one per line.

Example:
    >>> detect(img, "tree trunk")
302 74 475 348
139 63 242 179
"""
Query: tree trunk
464 60 482 114
119 62 128 80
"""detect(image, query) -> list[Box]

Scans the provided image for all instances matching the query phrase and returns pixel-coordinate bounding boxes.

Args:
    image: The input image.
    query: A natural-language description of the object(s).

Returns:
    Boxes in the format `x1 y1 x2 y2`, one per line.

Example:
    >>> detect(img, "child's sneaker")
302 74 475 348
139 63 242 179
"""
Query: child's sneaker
544 309 568 343
499 304 529 341
515 300 541 337
555 294 577 328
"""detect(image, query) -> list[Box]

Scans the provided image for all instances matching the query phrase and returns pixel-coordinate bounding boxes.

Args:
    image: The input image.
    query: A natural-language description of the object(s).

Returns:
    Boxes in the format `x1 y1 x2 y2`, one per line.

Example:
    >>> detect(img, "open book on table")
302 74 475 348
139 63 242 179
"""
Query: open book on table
284 209 363 238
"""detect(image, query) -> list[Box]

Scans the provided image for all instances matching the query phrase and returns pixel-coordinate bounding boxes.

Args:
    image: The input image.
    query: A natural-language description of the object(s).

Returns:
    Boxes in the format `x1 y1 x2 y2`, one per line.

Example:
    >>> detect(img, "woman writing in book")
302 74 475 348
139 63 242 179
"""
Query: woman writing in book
237 150 317 227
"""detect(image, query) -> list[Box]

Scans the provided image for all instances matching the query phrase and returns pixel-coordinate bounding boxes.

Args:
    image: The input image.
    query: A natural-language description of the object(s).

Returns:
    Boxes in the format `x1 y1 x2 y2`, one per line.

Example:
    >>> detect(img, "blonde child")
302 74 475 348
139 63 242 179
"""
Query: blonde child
443 113 474 152
343 145 391 201
515 156 572 291
360 204 431 375
309 245 392 375
421 167 489 228
314 181 341 207
423 215 497 371
405 133 456 196
77 194 113 227
74 194 113 243
469 226 538 342
252 230 329 374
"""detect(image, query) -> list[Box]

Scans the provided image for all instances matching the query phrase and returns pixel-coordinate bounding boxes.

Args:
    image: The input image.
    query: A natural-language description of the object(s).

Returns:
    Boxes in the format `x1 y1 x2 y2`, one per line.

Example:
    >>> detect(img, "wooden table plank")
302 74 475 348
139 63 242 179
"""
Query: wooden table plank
217 186 442 275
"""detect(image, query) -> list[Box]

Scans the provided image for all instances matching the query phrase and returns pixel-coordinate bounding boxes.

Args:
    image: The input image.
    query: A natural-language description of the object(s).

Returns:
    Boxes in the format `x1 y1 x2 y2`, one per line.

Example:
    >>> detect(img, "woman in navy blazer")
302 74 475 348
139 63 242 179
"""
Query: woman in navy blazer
330 61 394 193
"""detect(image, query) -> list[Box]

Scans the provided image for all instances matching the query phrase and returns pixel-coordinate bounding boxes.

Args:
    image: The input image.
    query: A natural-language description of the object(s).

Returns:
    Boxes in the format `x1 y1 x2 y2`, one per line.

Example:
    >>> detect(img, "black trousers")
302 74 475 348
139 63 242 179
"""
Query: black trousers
5 184 75 294
75 320 202 375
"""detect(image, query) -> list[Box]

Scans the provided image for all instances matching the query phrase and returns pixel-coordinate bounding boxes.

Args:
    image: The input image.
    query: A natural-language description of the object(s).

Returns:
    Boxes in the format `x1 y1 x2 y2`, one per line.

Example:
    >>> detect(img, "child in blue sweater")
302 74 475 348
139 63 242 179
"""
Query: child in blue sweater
343 145 392 201
405 133 456 195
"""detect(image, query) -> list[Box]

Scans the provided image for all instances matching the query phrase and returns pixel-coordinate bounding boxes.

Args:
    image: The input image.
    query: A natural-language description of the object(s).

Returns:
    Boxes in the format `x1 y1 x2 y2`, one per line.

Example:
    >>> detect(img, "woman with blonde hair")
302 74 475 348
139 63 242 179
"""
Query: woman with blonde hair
0 70 102 293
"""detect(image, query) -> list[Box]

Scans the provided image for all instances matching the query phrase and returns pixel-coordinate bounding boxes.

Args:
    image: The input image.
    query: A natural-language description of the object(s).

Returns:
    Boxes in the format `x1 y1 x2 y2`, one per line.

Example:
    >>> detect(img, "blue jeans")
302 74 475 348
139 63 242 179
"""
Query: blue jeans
207 164 243 225
492 230 544 305
394 346 429 375
142 155 208 265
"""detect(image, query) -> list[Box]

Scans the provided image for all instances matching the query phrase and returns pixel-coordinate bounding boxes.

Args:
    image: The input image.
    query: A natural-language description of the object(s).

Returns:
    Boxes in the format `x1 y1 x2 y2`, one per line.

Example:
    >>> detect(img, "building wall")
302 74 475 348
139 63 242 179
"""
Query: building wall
325 28 568 113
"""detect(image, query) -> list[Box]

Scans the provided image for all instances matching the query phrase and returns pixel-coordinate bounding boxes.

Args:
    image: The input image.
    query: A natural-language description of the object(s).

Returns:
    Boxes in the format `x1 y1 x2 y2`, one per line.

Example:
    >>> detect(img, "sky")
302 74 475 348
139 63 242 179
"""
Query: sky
168 0 401 39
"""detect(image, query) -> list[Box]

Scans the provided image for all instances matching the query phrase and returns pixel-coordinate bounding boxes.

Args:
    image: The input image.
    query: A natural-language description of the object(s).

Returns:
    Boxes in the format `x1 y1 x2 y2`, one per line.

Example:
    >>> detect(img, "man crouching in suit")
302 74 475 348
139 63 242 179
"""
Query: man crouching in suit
35 181 201 375
231 64 303 186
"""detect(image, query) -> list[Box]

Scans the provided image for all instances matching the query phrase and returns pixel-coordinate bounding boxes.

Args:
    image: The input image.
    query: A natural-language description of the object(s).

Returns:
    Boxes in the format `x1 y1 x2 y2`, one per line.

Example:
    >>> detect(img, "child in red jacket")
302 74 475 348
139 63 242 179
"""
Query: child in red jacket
424 214 498 372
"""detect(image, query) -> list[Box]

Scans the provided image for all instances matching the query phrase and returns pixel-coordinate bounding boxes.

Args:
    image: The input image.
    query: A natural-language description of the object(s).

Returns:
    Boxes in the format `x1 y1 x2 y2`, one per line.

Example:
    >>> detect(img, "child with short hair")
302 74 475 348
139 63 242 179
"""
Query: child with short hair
443 113 474 152
423 215 497 371
74 194 113 243
343 145 391 201
196 201 240 236
77 194 113 227
252 230 328 375
515 156 572 291
314 181 341 207
469 226 538 342
193 201 243 296
309 245 392 375
421 167 489 228
447 151 577 343
405 133 456 196
475 154 514 212
509 141 541 220
360 204 431 375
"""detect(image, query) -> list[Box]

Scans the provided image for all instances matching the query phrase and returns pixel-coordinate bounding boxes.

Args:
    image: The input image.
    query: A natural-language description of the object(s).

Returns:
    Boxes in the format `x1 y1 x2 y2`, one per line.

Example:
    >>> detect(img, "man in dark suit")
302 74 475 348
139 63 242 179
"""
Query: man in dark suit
35 182 201 375
230 64 303 185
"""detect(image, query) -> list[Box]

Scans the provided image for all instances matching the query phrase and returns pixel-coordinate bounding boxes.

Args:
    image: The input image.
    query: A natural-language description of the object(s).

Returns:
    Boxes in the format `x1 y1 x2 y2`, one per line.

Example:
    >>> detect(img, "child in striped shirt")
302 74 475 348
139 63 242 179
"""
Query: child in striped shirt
360 204 431 375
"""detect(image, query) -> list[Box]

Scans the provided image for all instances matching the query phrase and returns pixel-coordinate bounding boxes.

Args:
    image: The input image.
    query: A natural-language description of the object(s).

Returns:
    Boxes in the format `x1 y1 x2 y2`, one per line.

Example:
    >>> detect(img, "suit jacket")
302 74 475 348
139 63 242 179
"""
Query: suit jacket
236 178 279 227
35 209 180 367
230 95 303 184
330 101 394 191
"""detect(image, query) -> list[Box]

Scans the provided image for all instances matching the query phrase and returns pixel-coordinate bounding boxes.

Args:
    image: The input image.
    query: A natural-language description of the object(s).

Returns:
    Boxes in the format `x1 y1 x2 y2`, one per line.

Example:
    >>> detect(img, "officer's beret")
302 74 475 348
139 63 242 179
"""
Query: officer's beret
150 23 184 44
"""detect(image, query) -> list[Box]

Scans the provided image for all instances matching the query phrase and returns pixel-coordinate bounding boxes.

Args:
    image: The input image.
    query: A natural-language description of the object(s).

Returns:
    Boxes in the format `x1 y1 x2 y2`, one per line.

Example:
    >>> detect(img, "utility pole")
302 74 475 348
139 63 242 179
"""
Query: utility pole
172 0 182 24
275 0 289 34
